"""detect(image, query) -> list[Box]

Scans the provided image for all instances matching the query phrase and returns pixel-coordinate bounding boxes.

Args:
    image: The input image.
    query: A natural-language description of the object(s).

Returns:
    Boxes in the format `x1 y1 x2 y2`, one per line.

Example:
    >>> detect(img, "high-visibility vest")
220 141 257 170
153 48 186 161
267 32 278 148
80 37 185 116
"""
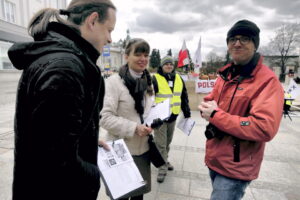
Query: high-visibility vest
154 73 183 114
285 93 292 106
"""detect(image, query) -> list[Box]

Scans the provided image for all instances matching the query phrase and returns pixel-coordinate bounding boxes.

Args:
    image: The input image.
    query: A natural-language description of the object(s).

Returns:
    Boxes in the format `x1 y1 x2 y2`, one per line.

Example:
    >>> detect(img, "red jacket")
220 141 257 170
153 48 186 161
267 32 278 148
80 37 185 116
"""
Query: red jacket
204 55 283 181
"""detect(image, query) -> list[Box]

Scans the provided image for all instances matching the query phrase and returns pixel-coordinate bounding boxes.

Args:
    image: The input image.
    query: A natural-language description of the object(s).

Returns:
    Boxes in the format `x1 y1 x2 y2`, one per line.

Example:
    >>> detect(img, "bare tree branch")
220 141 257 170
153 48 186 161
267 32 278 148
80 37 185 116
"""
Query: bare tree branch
269 23 300 82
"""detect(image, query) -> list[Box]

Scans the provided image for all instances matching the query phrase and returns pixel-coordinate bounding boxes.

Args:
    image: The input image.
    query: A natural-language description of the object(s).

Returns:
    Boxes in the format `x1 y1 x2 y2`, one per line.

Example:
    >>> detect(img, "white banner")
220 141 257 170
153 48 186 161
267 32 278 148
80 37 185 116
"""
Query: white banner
180 75 189 82
195 79 216 93
286 79 300 99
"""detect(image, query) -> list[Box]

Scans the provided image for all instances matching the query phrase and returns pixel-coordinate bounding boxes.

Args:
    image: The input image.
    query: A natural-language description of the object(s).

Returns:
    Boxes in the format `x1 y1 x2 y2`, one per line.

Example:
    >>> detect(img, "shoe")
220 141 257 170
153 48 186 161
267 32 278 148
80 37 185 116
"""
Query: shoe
157 173 166 183
167 162 174 171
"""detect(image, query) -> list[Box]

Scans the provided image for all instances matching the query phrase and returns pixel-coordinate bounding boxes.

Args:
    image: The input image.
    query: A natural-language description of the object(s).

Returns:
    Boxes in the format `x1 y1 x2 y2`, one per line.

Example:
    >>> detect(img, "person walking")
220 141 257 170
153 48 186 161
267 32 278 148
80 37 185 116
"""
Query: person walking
7 1 116 200
284 91 292 114
100 38 153 200
152 55 191 183
199 19 284 200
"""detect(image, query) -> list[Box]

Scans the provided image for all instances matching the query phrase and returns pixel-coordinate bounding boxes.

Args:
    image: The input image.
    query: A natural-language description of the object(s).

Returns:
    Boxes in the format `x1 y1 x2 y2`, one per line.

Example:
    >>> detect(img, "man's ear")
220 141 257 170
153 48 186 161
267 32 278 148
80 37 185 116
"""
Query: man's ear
86 12 99 29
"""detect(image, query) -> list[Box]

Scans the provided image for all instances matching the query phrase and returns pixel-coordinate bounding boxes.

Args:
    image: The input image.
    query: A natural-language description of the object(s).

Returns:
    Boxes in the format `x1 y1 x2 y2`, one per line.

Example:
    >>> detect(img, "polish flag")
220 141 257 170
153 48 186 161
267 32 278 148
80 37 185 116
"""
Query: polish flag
193 37 202 72
177 40 189 68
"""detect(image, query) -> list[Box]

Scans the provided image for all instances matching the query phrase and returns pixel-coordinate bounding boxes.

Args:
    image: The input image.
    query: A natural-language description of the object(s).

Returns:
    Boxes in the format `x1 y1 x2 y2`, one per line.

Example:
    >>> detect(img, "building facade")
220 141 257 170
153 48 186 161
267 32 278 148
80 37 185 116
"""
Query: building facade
263 55 299 84
98 40 126 72
0 0 67 70
98 30 131 72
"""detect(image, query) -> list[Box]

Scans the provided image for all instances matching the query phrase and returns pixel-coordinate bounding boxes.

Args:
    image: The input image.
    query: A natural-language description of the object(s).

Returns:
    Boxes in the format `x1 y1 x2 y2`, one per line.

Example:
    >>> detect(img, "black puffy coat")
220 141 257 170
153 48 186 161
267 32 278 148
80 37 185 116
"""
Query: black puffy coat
8 22 104 200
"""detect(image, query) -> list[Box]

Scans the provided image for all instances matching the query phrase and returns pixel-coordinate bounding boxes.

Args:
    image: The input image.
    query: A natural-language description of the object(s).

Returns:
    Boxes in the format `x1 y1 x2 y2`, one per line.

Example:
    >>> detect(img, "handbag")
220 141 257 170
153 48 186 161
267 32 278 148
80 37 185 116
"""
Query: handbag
148 134 166 168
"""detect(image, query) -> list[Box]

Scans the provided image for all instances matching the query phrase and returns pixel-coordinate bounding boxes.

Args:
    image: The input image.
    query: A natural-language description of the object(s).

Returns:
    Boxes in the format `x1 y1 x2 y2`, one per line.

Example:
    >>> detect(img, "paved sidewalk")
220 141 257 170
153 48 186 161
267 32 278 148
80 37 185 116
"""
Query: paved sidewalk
1 103 300 200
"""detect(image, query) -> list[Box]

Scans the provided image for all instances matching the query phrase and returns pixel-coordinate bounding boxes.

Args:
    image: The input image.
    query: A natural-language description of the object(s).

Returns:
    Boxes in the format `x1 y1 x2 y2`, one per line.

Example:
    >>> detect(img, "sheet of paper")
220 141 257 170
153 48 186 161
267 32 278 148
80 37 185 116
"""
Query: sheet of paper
176 116 195 136
97 139 145 199
144 98 170 126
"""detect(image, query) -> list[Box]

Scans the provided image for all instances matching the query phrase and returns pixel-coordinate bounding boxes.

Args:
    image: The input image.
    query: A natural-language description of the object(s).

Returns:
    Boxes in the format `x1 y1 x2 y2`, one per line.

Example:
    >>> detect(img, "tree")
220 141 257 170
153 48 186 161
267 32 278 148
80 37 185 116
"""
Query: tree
167 49 172 56
157 50 161 67
269 23 300 82
204 51 224 73
150 49 161 68
187 49 194 72
224 51 230 65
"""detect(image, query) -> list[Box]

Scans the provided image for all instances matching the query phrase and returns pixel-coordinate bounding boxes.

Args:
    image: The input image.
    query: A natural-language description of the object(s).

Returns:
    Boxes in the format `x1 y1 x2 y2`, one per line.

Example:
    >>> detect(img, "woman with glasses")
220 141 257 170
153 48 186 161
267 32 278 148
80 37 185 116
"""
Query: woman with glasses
100 38 154 200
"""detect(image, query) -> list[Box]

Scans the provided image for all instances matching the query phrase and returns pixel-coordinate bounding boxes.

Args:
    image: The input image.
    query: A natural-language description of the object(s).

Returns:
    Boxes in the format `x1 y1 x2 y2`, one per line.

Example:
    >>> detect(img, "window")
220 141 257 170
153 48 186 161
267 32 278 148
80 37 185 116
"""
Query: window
4 0 16 23
3 61 13 69
0 41 14 70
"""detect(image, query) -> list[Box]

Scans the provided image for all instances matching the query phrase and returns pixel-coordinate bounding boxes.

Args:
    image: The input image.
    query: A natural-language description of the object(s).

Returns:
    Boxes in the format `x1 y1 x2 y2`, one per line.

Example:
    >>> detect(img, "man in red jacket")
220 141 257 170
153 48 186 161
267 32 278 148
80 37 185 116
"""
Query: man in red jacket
199 19 283 200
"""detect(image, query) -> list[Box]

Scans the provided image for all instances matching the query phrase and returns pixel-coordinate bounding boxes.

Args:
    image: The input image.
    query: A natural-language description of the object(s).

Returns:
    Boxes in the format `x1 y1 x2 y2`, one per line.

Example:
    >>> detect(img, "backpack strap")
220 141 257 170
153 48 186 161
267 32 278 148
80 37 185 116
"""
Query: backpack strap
233 138 240 162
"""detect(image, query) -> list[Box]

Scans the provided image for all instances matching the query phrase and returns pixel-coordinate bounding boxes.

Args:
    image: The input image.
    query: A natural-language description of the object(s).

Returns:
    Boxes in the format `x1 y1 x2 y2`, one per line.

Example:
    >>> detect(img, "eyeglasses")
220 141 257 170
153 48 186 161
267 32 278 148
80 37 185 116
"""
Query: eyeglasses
228 36 251 45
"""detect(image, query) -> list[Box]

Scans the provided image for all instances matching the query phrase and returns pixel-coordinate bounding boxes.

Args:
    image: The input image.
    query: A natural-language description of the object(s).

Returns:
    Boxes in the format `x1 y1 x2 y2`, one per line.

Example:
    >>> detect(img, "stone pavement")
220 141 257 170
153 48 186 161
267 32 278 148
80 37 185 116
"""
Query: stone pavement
1 101 300 199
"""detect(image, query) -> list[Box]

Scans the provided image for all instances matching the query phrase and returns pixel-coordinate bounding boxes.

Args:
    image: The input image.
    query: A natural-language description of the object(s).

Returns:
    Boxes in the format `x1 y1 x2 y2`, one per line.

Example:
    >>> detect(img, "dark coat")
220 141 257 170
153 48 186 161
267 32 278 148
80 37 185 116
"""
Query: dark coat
8 22 104 200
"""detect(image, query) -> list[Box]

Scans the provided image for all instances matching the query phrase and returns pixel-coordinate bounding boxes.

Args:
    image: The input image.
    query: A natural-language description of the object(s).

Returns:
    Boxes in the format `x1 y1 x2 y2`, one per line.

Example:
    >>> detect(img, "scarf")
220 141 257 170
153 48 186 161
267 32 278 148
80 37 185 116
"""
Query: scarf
119 65 152 122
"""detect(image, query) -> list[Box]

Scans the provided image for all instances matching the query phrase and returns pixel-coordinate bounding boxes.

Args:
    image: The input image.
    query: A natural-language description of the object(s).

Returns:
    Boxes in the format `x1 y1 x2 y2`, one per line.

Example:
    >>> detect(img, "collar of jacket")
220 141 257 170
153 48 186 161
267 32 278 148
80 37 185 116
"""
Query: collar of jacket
218 53 262 83
157 67 176 81
43 22 100 64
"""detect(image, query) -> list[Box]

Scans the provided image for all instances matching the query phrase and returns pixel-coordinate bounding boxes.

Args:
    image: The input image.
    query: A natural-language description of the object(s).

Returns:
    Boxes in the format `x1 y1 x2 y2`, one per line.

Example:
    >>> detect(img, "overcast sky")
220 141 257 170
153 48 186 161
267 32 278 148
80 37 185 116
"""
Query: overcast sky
67 0 300 60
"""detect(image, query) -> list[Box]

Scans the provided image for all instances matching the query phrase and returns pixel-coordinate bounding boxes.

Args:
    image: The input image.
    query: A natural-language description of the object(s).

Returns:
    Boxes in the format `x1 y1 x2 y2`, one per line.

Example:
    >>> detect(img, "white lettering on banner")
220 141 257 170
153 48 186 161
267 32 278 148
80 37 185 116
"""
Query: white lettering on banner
195 79 216 93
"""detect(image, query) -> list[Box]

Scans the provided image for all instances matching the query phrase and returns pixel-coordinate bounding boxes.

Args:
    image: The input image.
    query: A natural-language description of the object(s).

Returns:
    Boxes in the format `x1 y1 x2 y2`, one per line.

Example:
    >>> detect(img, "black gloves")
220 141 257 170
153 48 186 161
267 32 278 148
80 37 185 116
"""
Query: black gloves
150 118 164 129
184 112 191 118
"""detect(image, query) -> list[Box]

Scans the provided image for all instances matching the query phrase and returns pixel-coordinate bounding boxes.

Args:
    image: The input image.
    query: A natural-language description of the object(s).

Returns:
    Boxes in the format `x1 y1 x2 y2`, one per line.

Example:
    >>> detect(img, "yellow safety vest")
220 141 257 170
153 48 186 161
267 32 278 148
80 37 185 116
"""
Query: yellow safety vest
285 93 292 106
154 73 183 114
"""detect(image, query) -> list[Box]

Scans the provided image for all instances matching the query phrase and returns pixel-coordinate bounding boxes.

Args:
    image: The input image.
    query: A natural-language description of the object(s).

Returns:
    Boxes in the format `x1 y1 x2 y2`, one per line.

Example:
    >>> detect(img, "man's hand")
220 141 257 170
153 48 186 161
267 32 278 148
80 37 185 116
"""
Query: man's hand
135 124 152 136
198 100 218 121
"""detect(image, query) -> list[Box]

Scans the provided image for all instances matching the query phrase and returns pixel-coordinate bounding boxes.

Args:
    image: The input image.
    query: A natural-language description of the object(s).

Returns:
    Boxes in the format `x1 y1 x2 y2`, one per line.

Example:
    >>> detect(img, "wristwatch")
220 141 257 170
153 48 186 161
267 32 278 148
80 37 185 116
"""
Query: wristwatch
210 110 218 118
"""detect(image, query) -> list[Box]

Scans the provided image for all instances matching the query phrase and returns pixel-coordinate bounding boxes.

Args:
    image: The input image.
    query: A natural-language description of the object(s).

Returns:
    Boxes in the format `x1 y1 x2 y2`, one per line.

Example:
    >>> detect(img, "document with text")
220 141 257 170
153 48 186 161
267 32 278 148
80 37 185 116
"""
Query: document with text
97 139 145 200
176 115 195 136
144 98 170 126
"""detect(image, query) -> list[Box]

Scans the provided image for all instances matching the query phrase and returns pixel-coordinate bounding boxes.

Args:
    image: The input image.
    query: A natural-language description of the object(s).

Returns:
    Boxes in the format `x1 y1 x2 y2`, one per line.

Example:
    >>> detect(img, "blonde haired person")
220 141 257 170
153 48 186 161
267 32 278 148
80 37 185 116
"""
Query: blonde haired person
8 1 116 200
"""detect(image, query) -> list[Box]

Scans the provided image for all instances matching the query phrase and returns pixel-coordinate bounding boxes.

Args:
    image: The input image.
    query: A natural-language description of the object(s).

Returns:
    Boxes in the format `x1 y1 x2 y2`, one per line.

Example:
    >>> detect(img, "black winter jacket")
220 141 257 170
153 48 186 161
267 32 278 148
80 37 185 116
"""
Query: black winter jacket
8 22 104 200
152 67 191 122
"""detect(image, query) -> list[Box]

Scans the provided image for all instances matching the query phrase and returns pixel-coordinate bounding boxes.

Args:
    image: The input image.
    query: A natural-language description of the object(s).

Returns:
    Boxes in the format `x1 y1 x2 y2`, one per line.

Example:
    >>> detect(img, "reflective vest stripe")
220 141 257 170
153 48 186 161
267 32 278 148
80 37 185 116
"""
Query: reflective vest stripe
154 73 183 114
156 94 173 98
173 92 181 96
172 102 181 107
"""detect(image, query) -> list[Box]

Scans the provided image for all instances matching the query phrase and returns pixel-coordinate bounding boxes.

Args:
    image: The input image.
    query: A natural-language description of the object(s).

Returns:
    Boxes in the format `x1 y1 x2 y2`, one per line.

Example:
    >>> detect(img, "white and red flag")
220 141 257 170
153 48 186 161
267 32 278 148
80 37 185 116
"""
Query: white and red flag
177 40 189 68
193 37 202 72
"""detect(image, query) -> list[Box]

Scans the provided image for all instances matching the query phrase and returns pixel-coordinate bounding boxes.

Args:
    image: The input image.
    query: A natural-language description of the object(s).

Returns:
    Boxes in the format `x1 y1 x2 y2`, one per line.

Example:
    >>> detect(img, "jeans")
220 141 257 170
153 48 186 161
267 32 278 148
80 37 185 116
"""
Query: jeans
209 169 251 200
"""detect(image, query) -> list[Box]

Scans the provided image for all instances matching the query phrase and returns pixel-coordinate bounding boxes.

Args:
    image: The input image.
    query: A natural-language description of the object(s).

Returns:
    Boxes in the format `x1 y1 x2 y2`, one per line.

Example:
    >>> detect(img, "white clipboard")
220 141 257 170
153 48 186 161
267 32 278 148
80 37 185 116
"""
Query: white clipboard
97 139 146 199
144 98 170 126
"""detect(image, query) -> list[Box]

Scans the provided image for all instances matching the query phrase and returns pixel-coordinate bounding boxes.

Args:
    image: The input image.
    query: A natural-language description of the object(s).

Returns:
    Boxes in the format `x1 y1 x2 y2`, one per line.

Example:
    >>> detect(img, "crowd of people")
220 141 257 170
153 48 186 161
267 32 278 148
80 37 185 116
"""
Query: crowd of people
7 0 284 200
